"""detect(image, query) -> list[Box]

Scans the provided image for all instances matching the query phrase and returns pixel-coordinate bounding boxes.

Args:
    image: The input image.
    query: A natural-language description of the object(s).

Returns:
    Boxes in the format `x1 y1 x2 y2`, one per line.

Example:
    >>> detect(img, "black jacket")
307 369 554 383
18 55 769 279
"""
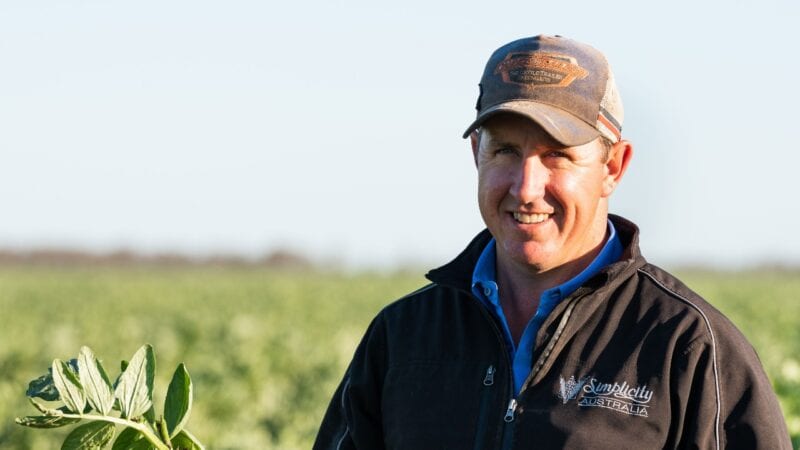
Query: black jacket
314 215 792 449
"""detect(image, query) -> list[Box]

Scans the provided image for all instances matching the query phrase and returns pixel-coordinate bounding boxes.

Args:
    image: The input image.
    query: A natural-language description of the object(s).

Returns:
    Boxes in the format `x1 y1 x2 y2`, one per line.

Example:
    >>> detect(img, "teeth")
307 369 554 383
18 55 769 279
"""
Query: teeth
513 212 550 224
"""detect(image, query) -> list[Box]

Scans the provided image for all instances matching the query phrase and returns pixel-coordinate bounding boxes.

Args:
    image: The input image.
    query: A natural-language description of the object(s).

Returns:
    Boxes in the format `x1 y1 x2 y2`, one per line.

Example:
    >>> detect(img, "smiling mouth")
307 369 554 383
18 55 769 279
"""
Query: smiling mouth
512 212 551 224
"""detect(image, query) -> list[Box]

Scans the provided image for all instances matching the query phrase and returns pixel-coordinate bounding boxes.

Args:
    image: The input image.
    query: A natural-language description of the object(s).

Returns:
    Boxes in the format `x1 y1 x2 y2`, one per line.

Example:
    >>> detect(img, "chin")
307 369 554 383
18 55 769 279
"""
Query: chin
501 242 555 272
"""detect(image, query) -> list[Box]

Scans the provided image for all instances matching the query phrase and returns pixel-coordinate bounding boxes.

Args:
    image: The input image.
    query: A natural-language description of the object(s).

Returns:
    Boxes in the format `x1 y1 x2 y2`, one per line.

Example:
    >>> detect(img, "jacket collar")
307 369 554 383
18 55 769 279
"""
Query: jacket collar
425 214 645 293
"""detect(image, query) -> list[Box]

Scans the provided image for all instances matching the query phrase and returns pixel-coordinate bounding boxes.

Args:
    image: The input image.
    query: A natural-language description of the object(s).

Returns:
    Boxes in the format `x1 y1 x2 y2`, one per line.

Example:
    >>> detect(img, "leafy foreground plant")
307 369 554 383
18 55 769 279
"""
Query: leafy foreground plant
15 344 204 450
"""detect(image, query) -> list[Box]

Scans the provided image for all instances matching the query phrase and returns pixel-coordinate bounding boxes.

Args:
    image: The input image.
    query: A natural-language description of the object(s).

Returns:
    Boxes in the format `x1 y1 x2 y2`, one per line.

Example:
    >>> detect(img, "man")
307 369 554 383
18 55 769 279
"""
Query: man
314 35 792 449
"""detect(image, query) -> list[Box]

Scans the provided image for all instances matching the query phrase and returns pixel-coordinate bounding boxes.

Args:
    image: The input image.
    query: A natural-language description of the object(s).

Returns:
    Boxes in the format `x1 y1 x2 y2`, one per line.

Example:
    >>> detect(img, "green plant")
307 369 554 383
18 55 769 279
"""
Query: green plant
15 344 204 450
2 268 795 448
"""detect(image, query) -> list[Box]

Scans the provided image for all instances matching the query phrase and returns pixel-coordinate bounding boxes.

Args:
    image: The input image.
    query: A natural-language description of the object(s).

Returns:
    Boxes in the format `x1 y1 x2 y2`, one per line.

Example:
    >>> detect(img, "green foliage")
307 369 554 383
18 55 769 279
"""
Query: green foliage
26 360 77 402
0 267 796 449
15 415 80 429
164 364 192 439
78 347 114 416
14 345 204 450
111 428 154 450
170 431 203 450
51 360 86 415
114 345 155 420
61 422 115 450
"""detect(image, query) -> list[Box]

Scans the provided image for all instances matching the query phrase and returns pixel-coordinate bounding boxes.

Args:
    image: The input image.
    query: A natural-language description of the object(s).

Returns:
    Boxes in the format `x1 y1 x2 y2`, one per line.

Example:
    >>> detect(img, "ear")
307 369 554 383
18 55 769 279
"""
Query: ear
601 139 633 197
470 131 480 168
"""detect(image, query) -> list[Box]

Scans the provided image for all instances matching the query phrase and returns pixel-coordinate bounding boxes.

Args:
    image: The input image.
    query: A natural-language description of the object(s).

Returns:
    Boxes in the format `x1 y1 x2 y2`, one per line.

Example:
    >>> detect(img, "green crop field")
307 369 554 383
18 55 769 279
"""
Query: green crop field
0 266 797 449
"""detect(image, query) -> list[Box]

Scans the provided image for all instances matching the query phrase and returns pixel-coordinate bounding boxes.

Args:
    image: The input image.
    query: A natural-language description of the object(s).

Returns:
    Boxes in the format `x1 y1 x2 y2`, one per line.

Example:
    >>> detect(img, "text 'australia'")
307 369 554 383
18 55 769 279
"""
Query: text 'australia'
576 377 654 418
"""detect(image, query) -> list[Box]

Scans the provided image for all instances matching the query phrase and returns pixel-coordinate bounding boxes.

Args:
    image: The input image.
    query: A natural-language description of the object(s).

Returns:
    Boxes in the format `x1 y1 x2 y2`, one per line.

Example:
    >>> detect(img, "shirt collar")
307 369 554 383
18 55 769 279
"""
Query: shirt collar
471 219 623 305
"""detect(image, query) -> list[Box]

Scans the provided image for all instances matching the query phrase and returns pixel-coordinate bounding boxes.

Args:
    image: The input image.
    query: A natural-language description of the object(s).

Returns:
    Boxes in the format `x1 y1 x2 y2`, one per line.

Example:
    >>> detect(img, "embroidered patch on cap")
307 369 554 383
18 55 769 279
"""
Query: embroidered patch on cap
494 52 588 87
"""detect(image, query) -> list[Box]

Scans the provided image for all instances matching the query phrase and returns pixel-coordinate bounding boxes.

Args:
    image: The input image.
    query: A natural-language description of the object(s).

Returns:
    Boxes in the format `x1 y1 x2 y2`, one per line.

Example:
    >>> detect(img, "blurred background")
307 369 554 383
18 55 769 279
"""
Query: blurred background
1 0 798 448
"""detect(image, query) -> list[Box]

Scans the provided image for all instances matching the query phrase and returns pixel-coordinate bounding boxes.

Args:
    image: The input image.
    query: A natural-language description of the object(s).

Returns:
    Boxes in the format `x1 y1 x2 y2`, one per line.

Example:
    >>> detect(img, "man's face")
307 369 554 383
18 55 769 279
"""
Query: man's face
472 114 628 275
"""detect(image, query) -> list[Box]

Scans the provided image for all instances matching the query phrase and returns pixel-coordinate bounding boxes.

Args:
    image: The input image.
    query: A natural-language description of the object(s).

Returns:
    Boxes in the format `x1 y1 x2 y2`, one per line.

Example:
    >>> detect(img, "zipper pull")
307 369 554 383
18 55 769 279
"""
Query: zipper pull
504 398 517 423
483 365 495 386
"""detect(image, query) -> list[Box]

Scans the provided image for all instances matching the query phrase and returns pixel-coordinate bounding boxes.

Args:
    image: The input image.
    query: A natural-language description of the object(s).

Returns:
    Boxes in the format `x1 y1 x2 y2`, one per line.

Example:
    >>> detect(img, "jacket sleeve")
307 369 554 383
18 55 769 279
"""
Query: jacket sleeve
313 313 388 450
673 321 793 450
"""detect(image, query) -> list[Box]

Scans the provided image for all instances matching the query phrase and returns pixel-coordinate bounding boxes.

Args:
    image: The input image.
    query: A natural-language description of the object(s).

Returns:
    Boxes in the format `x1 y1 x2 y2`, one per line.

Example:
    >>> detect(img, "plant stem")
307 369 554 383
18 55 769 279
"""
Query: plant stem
60 413 170 450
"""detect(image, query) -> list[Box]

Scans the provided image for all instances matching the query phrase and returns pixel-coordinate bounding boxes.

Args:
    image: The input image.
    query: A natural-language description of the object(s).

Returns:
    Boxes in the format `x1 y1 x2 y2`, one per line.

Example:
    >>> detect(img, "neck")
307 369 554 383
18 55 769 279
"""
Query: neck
495 229 609 344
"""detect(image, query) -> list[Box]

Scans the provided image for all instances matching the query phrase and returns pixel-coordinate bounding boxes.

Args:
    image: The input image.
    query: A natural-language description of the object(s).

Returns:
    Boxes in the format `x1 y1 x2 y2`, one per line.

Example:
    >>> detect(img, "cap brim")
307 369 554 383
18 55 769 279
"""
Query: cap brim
462 100 600 147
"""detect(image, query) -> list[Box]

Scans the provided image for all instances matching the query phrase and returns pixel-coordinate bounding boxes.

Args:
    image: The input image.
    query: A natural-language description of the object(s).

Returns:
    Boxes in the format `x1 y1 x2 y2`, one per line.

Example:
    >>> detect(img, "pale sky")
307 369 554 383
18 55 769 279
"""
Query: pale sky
1 0 799 269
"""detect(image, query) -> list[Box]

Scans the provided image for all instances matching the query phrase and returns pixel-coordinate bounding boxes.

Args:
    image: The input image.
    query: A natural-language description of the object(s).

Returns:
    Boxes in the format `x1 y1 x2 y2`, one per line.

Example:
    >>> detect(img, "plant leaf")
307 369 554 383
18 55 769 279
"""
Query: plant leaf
28 397 68 416
171 430 205 450
164 363 192 438
26 372 60 401
143 404 156 426
61 421 115 450
26 359 79 401
15 415 81 429
114 344 155 419
157 416 170 444
78 346 114 415
52 359 86 414
111 427 156 450
113 360 128 390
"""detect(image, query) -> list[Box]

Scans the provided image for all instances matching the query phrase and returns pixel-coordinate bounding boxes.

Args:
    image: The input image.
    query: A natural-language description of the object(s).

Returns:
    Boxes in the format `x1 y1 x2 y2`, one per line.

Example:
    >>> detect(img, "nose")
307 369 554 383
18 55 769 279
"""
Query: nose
510 155 547 204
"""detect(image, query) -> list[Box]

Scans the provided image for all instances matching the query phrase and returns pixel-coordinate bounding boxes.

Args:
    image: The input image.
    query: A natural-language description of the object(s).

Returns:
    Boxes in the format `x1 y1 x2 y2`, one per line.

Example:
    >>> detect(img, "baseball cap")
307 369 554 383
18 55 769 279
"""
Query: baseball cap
463 35 624 146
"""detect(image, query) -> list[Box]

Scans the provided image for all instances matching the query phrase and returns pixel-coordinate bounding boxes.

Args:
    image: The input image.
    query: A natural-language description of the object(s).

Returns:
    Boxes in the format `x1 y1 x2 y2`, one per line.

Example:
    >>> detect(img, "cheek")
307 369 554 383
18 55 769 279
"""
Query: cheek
477 169 506 201
551 174 603 214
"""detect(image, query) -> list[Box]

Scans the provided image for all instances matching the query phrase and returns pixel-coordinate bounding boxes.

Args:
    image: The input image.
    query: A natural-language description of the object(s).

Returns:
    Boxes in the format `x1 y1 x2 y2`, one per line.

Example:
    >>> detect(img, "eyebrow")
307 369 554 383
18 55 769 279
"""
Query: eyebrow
485 140 518 149
487 136 571 152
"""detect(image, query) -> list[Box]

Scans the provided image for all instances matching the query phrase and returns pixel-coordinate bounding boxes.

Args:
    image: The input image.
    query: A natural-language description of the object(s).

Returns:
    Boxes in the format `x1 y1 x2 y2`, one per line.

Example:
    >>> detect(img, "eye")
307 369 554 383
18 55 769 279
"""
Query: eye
495 146 518 156
545 149 569 158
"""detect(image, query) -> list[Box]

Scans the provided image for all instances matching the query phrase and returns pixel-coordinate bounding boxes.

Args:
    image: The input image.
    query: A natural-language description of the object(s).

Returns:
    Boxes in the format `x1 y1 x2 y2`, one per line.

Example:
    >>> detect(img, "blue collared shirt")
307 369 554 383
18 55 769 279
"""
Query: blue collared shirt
471 220 623 396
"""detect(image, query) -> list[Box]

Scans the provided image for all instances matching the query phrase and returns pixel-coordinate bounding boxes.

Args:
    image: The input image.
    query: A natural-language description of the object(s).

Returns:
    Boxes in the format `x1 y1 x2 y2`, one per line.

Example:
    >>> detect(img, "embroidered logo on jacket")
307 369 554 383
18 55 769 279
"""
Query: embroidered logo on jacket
558 376 653 417
557 376 587 404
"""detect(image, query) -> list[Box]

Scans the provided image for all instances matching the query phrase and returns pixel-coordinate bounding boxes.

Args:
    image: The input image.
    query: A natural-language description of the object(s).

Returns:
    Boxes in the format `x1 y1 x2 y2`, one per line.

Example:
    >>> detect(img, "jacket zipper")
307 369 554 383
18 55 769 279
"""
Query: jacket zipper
472 365 496 450
467 294 517 450
520 294 585 393
503 398 517 422
500 398 517 449
484 364 496 386
497 295 586 449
